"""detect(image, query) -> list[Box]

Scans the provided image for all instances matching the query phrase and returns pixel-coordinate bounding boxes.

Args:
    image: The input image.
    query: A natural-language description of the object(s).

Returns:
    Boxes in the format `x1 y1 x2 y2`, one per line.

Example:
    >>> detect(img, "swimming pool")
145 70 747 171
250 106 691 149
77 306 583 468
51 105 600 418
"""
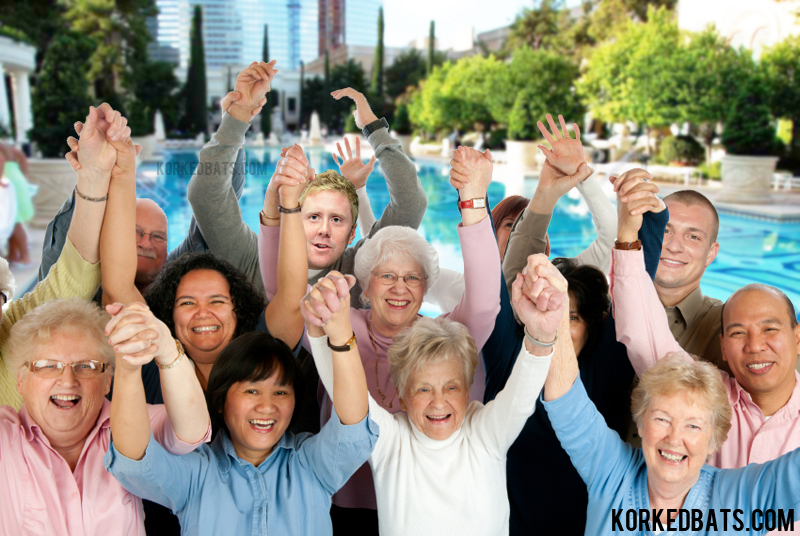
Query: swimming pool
139 147 800 318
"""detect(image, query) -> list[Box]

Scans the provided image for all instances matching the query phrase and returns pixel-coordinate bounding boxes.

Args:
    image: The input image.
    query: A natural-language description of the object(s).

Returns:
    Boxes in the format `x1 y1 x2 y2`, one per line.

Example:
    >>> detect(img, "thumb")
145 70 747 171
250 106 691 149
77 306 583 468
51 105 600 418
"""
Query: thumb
483 148 492 161
344 274 357 289
105 303 125 316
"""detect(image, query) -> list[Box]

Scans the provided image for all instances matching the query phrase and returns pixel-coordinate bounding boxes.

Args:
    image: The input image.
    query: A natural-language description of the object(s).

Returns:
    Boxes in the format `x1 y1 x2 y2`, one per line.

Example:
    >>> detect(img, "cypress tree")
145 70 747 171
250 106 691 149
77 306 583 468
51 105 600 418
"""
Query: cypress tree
427 21 435 75
184 5 207 135
370 7 384 96
261 24 271 135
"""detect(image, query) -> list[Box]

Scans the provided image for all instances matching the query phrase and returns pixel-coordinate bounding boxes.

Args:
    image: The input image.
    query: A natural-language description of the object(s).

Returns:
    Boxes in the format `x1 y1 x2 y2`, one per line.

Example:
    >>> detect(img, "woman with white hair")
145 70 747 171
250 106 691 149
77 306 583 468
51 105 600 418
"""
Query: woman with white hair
0 104 134 409
280 146 501 528
302 254 561 535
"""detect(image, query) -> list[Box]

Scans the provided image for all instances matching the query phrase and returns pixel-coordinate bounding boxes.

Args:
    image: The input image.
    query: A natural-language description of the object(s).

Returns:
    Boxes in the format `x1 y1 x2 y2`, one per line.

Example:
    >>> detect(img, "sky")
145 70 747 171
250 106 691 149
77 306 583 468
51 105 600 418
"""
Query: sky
382 0 582 50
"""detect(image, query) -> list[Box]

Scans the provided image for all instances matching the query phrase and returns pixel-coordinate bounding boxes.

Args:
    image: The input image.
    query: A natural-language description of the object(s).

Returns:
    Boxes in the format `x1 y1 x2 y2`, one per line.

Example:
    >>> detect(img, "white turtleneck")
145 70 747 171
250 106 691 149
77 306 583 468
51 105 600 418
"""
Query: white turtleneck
309 335 552 536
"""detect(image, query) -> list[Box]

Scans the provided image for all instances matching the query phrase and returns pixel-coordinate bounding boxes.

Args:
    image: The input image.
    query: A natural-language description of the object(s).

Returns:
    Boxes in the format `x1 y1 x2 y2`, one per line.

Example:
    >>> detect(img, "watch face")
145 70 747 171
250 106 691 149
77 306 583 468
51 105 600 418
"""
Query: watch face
474 198 486 209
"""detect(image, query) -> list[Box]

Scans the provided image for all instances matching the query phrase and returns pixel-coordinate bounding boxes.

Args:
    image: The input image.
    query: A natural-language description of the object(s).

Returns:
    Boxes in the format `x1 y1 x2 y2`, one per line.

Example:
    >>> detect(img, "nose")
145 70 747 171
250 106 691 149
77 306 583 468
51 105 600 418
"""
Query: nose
318 219 331 238
137 233 153 248
255 395 277 413
664 232 684 253
195 302 213 318
744 330 767 353
431 390 446 407
57 366 80 387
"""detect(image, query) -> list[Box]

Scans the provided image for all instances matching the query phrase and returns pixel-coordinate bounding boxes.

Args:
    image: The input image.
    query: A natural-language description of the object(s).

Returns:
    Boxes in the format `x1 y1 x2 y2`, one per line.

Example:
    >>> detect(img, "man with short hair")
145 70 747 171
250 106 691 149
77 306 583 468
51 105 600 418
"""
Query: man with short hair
654 190 724 368
188 62 426 306
614 219 800 536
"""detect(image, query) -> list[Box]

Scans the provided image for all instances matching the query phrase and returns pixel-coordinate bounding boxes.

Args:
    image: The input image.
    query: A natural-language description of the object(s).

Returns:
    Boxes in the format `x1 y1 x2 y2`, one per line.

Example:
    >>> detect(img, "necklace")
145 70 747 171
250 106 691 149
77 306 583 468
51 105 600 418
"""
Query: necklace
367 315 397 409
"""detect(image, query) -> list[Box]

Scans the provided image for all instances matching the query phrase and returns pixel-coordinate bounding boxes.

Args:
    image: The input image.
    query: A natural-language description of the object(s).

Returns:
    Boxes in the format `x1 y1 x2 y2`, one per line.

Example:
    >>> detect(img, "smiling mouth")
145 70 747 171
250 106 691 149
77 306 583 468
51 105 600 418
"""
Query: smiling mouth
51 394 81 409
660 258 687 267
386 299 410 308
747 362 775 373
312 243 331 250
192 326 219 333
426 414 451 423
659 449 687 463
249 419 276 432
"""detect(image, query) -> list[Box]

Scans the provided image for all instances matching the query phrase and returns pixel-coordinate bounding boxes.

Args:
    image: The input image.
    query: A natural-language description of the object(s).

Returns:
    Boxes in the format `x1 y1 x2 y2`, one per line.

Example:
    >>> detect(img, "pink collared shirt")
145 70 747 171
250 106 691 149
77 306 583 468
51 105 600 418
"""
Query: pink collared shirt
0 399 209 536
611 248 800 533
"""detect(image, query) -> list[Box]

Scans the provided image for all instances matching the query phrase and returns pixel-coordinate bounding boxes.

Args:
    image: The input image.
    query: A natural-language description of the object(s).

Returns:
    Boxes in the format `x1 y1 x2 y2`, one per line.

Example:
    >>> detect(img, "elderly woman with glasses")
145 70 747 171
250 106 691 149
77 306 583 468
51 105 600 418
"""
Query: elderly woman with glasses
262 145 501 526
302 254 561 534
542 309 800 534
0 295 209 536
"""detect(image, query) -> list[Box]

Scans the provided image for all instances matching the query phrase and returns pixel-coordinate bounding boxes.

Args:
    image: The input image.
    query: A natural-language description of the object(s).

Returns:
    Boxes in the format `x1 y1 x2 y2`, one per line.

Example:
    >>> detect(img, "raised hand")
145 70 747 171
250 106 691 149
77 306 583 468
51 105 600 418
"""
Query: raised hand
276 144 314 208
75 104 119 177
301 271 357 342
449 146 493 197
226 60 278 122
331 88 378 129
537 113 586 176
65 117 143 175
512 254 568 345
221 90 267 118
333 136 376 189
611 169 665 243
537 159 594 202
105 302 179 367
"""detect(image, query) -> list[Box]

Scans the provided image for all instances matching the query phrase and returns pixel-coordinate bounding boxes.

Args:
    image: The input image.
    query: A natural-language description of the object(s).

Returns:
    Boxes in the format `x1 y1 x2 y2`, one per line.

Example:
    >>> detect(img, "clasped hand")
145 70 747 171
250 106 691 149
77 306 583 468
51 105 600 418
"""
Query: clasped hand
511 254 568 344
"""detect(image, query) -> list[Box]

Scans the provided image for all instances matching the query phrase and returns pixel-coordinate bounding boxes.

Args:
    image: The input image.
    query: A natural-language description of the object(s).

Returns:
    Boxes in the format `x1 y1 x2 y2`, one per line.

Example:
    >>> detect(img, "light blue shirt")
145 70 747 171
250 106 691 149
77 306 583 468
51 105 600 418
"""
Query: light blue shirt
543 379 800 535
105 410 378 536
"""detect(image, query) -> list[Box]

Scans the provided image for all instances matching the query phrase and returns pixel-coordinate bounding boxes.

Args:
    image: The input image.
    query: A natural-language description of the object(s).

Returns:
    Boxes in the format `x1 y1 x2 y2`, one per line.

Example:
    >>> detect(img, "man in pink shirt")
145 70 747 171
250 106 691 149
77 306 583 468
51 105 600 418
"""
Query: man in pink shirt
612 193 800 532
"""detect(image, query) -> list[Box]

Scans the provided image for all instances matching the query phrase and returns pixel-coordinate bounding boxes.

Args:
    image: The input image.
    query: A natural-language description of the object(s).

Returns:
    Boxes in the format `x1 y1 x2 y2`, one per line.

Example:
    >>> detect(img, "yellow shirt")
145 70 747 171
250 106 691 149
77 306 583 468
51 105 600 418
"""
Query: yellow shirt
0 238 101 409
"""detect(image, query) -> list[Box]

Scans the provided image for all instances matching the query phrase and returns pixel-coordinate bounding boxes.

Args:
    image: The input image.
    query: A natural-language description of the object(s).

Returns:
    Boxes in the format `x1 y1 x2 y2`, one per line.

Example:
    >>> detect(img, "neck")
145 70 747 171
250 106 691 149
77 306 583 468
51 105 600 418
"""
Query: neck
193 359 214 390
647 478 693 514
750 379 796 417
51 437 88 472
655 281 700 308
369 313 413 339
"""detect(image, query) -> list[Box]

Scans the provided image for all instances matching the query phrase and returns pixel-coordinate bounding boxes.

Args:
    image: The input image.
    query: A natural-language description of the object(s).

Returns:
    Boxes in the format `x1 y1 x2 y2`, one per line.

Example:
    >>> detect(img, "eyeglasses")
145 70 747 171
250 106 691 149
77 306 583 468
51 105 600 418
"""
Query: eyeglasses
24 360 108 379
136 228 167 245
371 271 427 288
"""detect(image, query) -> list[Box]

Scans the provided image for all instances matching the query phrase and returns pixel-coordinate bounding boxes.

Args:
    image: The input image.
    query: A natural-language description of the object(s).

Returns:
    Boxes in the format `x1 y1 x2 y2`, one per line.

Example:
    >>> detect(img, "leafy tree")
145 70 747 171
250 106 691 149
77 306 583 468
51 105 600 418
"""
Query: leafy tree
385 48 446 101
128 61 179 136
491 47 583 140
505 0 570 52
578 6 684 151
762 35 800 152
181 6 207 134
0 0 68 71
409 63 449 135
370 7 384 96
301 76 325 130
427 21 435 75
722 72 777 156
587 0 676 48
677 27 748 161
30 31 94 157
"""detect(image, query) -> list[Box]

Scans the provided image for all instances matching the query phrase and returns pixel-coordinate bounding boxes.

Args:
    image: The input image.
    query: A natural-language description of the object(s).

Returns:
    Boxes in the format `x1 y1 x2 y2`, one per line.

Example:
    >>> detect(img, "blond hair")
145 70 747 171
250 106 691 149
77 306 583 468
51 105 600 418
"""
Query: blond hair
631 353 731 451
300 170 359 229
7 298 114 377
388 316 477 397
0 257 15 302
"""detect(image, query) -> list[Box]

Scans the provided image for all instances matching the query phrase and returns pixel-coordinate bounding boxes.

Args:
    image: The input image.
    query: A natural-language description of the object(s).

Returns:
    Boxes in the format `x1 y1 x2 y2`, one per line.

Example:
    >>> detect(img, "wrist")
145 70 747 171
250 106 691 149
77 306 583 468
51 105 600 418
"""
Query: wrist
529 191 558 214
226 102 258 123
617 227 639 243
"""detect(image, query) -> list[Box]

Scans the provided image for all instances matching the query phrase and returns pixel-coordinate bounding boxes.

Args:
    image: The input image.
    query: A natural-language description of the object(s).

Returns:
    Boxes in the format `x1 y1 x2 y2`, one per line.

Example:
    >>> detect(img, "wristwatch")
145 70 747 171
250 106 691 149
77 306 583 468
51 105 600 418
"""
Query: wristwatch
457 197 486 210
278 205 302 214
362 117 389 138
327 332 357 352
614 239 642 251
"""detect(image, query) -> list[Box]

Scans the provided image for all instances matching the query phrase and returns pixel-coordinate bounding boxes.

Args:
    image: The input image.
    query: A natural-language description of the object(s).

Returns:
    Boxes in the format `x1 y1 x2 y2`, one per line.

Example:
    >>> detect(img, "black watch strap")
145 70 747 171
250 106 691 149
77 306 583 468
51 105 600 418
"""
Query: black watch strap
362 117 389 138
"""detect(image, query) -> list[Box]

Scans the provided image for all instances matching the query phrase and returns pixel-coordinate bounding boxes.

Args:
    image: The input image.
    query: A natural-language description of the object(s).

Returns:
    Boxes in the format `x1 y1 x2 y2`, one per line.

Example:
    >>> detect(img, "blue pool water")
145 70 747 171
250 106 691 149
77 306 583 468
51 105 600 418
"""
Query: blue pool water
139 147 800 318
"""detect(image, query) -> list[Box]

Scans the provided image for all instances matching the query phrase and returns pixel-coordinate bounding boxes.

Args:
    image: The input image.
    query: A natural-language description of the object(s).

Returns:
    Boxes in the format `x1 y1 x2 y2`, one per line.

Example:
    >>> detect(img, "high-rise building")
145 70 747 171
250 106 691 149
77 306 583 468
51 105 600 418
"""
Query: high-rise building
317 0 381 57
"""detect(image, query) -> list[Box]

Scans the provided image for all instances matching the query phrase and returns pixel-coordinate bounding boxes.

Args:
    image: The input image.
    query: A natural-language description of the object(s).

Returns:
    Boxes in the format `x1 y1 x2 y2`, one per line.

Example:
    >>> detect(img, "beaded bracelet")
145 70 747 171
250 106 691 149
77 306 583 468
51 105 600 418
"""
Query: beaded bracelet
75 185 109 202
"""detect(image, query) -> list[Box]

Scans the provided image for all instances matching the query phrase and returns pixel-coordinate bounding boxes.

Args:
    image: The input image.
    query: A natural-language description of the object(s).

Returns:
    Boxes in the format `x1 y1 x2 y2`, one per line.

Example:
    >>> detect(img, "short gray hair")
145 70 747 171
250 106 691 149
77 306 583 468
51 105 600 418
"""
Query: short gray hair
353 226 440 306
7 298 115 377
0 257 15 302
631 353 731 452
388 316 477 397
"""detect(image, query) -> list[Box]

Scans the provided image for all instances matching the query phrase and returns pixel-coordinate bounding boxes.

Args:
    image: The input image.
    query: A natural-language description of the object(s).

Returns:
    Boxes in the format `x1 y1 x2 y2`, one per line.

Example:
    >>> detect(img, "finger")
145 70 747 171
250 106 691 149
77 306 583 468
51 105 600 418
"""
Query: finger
332 153 340 166
620 184 660 202
450 171 468 185
510 272 525 309
573 123 581 141
336 142 345 161
65 150 81 171
558 115 570 139
483 149 492 162
134 144 143 156
537 145 556 162
344 137 353 159
67 136 79 152
567 162 593 184
309 298 334 324
301 301 326 328
536 120 557 145
366 155 376 172
449 178 466 190
82 106 97 140
546 114 562 140
326 272 352 299
74 121 84 135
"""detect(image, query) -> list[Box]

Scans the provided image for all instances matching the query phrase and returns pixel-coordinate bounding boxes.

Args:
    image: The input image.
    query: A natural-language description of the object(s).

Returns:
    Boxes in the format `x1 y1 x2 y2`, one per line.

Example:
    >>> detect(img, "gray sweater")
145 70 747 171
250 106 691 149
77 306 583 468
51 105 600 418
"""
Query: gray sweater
189 113 428 306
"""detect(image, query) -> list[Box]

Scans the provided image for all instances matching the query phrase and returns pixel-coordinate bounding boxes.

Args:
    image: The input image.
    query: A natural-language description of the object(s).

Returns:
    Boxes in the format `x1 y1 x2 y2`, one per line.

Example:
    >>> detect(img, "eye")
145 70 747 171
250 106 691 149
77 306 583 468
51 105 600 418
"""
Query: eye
332 217 343 224
308 214 319 221
406 275 422 283
75 362 95 370
379 273 395 282
245 389 259 395
688 424 701 430
447 385 458 391
274 390 291 396
419 387 429 393
690 235 700 241
569 315 579 322
178 300 195 307
153 233 167 242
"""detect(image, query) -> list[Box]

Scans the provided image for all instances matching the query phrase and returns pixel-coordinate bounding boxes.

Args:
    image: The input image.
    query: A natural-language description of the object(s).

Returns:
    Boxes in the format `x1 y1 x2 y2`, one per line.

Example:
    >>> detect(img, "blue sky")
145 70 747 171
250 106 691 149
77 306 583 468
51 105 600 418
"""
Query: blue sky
383 0 583 49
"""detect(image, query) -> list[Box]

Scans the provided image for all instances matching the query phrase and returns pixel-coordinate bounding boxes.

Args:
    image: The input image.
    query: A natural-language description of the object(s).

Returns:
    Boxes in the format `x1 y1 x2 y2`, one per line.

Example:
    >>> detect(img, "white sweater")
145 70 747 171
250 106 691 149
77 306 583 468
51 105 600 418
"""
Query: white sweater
309 335 552 536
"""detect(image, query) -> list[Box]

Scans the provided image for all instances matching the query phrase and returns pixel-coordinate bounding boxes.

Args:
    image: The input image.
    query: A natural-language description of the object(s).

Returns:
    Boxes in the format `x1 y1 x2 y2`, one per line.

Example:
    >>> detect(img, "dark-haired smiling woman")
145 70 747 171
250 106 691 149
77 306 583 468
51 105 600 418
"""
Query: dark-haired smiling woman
106 309 377 535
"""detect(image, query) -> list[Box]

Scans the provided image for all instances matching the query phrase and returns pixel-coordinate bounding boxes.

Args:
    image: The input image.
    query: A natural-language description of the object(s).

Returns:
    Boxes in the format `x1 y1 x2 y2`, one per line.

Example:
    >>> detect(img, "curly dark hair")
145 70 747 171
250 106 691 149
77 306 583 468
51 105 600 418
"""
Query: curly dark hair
206 331 305 439
551 257 609 359
143 252 265 341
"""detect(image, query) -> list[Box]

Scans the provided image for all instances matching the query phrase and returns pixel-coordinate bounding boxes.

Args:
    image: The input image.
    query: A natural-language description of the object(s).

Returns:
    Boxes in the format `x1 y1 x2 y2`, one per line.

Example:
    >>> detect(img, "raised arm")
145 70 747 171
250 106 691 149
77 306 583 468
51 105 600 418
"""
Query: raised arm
332 88 427 233
261 145 313 347
300 271 368 425
186 61 275 298
108 302 209 460
610 169 685 377
447 147 501 349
